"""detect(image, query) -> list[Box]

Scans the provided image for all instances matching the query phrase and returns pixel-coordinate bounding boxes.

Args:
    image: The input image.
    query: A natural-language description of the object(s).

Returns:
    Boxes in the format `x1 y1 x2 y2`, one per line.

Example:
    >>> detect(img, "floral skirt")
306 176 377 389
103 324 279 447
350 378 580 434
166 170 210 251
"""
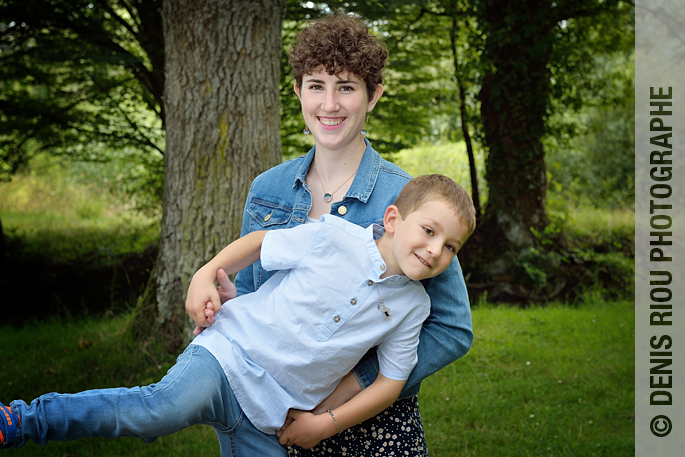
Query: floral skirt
288 396 428 456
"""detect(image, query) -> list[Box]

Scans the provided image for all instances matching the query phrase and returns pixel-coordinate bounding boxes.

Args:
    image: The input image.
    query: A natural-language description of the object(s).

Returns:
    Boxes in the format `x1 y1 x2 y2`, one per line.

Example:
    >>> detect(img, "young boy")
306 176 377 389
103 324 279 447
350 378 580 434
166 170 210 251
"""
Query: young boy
1 175 476 455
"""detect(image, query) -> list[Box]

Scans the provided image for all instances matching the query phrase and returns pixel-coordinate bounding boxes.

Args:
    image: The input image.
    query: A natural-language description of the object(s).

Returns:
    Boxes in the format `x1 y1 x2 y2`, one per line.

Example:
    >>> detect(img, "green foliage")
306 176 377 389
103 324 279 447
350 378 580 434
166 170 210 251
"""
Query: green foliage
546 51 635 208
392 140 486 201
508 205 634 303
0 0 164 181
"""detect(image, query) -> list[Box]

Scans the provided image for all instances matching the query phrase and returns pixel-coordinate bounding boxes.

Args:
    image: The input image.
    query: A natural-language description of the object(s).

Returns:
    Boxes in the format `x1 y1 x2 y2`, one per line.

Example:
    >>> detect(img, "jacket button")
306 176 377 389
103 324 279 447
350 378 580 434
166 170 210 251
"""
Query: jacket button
264 213 272 222
337 206 347 215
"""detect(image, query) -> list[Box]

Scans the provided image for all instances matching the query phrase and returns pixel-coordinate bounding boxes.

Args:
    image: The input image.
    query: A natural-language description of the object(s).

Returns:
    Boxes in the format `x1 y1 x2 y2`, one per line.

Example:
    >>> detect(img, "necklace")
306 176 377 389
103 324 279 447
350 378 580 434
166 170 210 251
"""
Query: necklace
375 283 391 320
313 165 357 203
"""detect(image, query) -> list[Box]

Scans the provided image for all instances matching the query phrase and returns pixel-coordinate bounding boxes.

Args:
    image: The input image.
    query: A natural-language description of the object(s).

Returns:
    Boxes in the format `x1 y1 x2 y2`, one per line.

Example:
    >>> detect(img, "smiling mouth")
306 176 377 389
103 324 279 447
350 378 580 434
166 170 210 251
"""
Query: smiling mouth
415 253 432 268
318 117 344 126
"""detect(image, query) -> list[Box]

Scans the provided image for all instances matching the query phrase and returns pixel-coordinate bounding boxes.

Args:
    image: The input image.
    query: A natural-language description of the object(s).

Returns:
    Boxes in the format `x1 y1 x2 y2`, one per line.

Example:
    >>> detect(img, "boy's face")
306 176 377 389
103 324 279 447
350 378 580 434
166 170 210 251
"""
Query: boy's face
384 200 469 281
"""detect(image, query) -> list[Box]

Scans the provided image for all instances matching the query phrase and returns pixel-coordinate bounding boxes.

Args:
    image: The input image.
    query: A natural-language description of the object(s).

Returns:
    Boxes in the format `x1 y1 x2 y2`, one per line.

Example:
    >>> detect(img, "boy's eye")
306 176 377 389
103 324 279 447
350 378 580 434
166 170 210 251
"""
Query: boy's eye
423 227 434 236
446 244 456 253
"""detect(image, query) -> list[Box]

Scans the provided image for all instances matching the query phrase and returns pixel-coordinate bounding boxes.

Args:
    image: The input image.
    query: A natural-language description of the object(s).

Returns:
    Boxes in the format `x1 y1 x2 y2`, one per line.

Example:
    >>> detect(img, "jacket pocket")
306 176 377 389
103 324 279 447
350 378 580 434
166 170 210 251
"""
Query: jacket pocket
247 199 293 229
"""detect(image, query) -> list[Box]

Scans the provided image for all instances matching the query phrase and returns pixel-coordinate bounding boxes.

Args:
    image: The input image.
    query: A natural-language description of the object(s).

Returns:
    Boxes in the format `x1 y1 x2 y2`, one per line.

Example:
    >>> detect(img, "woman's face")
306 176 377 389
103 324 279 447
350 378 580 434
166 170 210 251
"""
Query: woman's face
294 68 383 154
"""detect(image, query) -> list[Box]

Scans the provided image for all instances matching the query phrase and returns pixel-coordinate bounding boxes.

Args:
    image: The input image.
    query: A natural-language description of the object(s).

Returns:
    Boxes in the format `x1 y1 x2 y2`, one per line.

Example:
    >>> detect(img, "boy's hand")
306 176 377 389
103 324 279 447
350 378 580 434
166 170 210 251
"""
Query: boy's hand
192 303 216 335
311 371 362 415
277 410 334 449
189 268 238 335
186 268 222 330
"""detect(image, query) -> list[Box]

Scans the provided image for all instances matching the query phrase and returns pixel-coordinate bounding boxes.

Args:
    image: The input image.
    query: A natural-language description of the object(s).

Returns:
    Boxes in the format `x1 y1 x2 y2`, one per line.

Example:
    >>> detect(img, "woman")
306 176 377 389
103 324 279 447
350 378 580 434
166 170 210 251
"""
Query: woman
216 12 472 455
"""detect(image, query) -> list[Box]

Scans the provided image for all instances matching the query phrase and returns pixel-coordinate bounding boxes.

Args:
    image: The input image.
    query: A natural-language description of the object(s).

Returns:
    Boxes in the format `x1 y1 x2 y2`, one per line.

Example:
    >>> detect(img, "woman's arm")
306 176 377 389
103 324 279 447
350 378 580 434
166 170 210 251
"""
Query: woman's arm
185 230 267 329
278 374 406 449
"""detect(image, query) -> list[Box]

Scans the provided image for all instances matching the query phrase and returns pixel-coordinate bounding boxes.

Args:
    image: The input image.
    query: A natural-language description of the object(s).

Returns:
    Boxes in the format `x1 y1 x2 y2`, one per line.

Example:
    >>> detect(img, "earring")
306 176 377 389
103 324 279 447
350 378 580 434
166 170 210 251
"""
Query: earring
303 126 310 136
361 114 368 136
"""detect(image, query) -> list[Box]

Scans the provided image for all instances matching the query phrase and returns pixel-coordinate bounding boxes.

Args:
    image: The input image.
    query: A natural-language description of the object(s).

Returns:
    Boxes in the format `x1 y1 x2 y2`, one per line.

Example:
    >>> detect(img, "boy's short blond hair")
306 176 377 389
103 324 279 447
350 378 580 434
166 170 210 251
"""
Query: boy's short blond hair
393 175 476 237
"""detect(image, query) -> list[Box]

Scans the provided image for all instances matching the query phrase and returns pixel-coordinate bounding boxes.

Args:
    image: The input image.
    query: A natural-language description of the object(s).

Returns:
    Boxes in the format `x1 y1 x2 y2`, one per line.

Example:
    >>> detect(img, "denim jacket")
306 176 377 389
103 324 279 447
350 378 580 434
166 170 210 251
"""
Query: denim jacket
234 139 473 398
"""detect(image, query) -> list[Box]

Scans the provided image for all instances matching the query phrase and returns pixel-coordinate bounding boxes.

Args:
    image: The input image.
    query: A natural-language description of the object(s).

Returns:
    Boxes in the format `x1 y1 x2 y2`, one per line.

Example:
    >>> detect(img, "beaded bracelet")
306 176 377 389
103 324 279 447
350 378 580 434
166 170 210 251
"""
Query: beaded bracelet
327 410 340 434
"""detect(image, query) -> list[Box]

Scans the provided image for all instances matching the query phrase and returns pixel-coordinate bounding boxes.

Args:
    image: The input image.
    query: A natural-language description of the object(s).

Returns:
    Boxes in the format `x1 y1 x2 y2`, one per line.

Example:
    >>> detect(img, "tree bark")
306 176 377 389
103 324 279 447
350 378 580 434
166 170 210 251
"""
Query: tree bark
475 0 554 274
155 0 285 342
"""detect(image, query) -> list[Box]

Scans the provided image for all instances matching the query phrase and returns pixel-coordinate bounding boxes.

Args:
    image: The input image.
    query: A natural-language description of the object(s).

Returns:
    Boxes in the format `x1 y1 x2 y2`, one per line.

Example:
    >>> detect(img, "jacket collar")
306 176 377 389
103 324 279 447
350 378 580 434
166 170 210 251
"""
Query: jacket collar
293 138 379 204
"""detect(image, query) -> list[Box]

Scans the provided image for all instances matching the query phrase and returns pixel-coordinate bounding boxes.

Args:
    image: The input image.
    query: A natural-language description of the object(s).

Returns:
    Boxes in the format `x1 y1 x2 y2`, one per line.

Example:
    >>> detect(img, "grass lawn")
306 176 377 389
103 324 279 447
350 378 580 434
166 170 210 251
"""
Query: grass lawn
1 298 634 456
422 298 634 457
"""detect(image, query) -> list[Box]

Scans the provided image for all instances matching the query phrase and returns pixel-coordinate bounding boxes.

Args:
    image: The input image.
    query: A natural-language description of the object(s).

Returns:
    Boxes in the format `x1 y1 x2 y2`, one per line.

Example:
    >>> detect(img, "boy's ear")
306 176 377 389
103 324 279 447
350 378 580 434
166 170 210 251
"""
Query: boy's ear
383 205 400 234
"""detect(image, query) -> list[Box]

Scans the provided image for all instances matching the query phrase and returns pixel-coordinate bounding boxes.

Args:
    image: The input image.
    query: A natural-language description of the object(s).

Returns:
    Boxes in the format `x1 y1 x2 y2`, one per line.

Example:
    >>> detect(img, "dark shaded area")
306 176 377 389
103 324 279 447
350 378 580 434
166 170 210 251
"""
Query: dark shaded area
460 224 635 306
0 239 157 325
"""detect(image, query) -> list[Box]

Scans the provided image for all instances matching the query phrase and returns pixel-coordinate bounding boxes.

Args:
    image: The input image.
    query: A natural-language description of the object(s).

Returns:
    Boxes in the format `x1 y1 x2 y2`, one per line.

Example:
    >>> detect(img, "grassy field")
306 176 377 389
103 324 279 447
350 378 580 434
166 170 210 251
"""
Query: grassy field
0 298 634 456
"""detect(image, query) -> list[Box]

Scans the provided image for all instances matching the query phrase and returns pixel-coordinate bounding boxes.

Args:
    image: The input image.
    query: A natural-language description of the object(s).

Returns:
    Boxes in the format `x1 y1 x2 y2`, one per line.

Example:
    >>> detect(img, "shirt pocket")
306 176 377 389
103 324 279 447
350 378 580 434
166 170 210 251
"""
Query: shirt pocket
247 199 293 230
316 297 362 342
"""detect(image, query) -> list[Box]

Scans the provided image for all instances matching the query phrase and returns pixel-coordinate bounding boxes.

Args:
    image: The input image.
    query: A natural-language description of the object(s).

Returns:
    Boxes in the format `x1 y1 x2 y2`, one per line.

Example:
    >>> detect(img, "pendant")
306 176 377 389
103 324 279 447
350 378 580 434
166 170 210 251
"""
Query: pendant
323 193 333 203
378 299 391 320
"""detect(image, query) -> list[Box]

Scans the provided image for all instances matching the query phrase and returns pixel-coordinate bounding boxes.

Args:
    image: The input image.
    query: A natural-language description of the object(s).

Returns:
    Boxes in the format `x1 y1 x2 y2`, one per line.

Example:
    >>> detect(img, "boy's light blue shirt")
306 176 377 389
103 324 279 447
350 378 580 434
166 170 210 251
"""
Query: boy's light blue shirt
192 215 430 434
234 139 473 398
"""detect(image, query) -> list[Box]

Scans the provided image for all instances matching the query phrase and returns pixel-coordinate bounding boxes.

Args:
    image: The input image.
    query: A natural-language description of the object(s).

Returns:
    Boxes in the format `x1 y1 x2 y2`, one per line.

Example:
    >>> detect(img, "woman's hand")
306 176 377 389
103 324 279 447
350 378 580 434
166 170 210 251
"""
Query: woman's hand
216 268 238 304
277 410 336 449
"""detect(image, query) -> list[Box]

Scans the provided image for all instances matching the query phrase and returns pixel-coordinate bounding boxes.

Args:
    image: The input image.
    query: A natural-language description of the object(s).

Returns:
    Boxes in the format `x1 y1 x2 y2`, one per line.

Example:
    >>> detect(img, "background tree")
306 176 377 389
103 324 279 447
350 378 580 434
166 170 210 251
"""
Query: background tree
153 0 285 345
460 0 633 301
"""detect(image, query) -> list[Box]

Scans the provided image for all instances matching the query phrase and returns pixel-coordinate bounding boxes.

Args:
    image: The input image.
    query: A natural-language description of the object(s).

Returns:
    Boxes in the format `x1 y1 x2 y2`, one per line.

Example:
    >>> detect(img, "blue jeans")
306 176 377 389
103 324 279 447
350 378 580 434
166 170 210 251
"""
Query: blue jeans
10 345 288 456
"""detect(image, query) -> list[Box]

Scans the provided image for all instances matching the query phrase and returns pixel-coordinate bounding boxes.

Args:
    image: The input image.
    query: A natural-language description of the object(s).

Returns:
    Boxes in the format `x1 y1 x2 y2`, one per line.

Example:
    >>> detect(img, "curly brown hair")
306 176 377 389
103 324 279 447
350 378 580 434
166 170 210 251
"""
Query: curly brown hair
288 13 389 100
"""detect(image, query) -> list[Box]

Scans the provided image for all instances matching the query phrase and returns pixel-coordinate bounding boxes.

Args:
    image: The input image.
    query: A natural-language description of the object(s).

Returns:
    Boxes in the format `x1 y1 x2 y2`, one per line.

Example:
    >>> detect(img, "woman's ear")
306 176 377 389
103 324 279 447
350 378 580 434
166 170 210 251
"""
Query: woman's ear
367 84 384 113
294 82 301 100
383 204 400 234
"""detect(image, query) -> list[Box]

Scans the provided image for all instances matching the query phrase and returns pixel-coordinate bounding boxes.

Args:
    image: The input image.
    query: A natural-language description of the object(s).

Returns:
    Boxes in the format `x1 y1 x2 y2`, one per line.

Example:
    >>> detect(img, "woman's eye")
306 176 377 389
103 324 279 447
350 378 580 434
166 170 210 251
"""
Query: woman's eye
308 84 323 91
340 85 354 92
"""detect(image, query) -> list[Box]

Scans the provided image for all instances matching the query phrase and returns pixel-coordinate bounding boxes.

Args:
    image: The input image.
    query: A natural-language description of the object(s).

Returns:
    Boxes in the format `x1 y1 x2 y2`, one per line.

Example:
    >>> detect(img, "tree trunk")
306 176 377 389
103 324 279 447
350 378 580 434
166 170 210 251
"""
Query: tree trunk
448 6 481 220
475 0 554 276
154 0 285 345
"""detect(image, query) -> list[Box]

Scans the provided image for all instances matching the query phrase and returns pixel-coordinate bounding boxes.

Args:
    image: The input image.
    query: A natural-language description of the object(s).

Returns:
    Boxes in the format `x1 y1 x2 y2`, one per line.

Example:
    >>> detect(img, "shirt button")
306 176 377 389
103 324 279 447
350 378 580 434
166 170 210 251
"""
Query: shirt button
350 298 357 305
337 206 347 215
367 280 374 286
380 264 386 271
334 316 341 323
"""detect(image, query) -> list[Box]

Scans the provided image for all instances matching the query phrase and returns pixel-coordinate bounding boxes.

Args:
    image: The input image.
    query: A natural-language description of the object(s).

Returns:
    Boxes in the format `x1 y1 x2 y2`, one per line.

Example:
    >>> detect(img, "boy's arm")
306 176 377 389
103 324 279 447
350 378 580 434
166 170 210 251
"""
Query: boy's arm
353 259 473 397
186 230 267 329
278 374 405 449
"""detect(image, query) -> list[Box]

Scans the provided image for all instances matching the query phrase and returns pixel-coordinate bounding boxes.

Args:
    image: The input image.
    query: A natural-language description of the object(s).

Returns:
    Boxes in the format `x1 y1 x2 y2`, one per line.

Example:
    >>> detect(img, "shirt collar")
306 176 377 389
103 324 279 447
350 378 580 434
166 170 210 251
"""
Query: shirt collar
369 223 411 284
293 139 380 204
